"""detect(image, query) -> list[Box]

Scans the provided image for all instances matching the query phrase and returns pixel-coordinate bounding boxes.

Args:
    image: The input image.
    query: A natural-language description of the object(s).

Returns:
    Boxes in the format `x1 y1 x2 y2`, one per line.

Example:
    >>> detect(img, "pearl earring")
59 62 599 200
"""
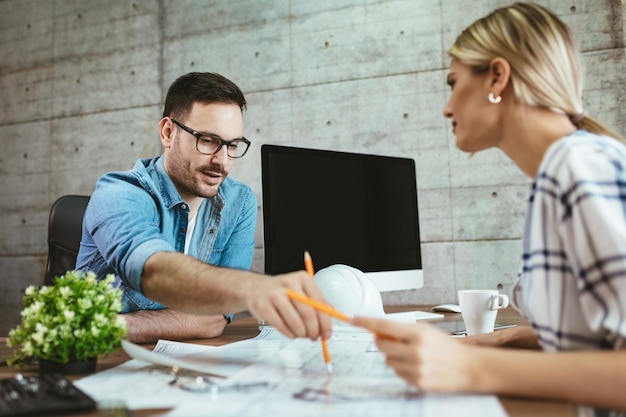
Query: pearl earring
488 92 502 104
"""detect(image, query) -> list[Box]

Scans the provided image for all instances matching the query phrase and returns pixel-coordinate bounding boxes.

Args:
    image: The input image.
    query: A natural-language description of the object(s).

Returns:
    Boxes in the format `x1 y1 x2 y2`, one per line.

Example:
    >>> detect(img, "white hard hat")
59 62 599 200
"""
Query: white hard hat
314 264 384 326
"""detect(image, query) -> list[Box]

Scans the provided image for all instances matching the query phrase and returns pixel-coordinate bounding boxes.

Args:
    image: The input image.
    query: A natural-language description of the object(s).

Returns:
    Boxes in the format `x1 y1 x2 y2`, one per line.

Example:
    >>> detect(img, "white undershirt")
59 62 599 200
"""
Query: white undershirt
184 212 197 254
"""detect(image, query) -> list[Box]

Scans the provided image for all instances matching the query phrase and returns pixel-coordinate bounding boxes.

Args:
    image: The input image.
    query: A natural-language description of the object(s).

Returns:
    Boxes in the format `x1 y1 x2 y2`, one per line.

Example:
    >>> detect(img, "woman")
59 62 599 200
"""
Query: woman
353 3 626 416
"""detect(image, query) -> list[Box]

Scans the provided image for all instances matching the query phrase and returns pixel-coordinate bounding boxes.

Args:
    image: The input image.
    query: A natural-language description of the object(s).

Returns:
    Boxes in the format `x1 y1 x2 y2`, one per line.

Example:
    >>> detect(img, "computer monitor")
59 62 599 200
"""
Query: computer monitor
261 144 423 292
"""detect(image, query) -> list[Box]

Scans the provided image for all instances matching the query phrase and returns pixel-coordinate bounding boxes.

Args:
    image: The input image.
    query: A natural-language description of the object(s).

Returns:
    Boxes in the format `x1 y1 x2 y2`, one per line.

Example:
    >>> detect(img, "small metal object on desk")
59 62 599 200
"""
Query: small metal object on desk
166 366 272 396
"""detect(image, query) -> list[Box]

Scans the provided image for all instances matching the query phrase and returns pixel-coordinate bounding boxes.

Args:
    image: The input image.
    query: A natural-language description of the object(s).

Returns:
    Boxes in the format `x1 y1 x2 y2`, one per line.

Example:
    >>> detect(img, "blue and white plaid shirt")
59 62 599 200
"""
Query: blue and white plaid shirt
511 130 626 417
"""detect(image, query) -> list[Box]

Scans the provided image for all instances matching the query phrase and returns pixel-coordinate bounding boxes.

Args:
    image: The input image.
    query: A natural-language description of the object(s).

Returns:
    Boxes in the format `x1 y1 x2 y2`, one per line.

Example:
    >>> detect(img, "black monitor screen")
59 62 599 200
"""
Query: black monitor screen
261 145 422 275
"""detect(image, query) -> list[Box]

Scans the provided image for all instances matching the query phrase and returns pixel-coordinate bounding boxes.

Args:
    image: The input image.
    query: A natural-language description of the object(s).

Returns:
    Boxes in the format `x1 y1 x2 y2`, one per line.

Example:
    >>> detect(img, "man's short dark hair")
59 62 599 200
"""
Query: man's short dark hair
162 72 247 120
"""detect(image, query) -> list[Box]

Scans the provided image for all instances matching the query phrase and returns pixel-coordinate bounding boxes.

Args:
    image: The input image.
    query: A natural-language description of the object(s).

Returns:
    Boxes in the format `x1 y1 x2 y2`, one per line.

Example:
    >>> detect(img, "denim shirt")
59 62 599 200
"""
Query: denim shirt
76 156 257 313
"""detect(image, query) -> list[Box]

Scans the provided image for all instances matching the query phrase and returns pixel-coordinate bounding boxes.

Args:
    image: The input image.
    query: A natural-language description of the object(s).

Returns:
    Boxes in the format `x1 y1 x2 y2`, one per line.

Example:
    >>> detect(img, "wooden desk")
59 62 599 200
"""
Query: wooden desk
0 306 576 417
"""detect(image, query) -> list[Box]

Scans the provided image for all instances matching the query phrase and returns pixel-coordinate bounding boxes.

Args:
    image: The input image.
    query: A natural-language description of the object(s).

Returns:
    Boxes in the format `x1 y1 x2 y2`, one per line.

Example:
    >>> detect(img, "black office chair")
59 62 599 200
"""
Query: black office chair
43 195 90 286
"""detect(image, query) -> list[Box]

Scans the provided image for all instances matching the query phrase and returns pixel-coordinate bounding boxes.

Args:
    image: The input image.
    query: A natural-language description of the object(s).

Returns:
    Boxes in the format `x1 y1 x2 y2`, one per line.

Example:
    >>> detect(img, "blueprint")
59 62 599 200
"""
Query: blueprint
75 327 508 417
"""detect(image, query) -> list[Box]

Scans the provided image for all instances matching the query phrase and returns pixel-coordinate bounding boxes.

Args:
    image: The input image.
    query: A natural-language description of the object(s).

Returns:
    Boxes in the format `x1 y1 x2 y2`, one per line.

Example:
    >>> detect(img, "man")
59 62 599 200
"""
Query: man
76 72 330 343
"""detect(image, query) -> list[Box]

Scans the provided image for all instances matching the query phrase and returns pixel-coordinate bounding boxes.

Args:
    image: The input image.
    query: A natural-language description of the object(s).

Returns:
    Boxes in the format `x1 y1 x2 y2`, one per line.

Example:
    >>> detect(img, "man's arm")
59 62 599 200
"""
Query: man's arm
121 310 227 344
140 251 332 341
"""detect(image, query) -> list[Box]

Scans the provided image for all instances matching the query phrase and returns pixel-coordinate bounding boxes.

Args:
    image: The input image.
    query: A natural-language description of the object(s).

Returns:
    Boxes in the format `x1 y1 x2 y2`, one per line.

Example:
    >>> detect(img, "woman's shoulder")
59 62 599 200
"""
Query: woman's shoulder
553 130 625 155
541 130 626 180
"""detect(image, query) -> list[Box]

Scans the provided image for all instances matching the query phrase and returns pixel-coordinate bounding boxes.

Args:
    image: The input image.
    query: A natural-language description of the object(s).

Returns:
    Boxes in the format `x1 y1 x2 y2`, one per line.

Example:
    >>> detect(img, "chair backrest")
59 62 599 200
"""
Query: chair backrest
44 195 90 286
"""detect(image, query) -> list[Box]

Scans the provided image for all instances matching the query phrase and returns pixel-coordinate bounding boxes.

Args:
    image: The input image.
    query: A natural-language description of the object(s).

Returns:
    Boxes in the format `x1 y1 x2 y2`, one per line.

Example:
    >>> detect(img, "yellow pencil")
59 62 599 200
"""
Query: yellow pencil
304 251 333 374
286 288 351 322
286 288 399 341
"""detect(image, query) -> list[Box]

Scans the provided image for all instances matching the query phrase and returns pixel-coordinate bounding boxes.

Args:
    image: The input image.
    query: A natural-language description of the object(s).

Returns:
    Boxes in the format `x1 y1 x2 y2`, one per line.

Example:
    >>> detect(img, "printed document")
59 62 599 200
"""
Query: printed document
76 326 508 417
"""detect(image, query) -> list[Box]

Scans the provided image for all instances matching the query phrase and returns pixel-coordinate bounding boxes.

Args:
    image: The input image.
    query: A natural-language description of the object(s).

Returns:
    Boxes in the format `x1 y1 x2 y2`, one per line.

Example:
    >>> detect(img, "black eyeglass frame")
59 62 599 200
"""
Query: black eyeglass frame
171 119 251 158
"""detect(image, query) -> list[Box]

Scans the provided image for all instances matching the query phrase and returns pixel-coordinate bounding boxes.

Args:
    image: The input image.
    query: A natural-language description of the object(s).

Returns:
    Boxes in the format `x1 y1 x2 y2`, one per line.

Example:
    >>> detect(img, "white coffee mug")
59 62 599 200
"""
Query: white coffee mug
457 289 509 336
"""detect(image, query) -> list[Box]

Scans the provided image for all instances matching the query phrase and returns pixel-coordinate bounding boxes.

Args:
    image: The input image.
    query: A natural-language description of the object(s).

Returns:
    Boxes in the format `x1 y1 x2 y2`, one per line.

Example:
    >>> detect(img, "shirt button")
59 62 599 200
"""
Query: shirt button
209 229 215 234
181 204 187 210
180 228 186 234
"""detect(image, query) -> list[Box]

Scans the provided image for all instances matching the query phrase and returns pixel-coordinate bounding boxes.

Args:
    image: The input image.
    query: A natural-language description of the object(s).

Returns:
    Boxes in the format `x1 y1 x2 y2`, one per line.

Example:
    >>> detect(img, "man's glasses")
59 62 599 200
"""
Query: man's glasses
171 119 251 158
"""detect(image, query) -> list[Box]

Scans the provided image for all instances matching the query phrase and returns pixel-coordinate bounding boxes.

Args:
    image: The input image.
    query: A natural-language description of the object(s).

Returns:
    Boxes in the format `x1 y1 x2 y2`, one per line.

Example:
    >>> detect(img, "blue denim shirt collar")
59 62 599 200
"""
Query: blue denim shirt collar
141 155 226 213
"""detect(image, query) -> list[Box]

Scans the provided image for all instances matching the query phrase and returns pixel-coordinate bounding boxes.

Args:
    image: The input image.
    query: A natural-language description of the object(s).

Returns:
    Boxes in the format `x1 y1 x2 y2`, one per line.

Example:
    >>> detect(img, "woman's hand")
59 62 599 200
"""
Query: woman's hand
352 316 480 392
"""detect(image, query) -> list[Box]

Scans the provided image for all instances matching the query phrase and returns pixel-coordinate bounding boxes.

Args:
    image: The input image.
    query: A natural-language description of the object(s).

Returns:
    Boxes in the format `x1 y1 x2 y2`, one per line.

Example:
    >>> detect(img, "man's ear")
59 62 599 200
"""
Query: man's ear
159 117 174 148
488 57 511 98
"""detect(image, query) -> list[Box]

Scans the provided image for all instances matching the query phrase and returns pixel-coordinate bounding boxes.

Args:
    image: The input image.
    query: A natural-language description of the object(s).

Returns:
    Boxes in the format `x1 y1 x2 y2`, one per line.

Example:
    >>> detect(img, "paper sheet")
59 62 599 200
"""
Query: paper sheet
75 328 508 417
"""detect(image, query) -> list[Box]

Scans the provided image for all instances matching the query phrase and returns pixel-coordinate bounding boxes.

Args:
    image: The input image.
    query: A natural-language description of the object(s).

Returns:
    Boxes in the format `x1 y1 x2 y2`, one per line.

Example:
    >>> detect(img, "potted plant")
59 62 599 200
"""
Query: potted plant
7 270 127 374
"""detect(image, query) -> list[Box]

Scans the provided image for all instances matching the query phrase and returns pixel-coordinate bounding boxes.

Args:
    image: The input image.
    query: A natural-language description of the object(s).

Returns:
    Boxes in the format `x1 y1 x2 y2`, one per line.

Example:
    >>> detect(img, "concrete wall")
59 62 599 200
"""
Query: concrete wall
1 0 624 335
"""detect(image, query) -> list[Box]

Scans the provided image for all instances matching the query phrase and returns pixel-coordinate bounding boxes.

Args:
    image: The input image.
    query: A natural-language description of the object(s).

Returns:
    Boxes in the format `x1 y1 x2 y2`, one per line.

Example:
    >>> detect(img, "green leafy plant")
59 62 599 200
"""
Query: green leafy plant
7 270 127 367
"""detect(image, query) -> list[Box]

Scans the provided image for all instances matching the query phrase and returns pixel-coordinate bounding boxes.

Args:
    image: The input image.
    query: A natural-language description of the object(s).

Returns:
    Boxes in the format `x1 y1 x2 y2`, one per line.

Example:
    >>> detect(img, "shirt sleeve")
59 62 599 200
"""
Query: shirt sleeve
84 172 175 293
558 143 626 340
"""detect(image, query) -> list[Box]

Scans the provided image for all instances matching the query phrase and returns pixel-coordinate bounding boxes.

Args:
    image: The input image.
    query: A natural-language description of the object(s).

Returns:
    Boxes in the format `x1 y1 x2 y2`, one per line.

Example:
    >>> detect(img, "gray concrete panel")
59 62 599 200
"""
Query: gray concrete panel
581 48 626 135
290 0 443 86
49 106 163 196
162 0 291 39
1 0 625 334
382 241 457 305
448 148 528 188
451 184 529 242
50 1 161 117
0 256 45 337
0 0 54 71
0 68 53 125
441 0 625 54
162 18 293 93
0 121 52 256
452 239 521 297
51 0 161 59
417 187 454 243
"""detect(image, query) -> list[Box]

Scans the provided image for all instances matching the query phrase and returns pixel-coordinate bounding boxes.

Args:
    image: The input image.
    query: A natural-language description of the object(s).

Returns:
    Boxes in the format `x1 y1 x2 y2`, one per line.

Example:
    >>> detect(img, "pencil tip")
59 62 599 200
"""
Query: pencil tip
304 250 311 259
326 363 333 374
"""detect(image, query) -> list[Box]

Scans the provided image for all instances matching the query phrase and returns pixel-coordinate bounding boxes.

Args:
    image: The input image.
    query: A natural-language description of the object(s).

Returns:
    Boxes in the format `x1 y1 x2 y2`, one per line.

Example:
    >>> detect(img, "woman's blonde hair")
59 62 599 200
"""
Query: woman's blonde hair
449 2 623 141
